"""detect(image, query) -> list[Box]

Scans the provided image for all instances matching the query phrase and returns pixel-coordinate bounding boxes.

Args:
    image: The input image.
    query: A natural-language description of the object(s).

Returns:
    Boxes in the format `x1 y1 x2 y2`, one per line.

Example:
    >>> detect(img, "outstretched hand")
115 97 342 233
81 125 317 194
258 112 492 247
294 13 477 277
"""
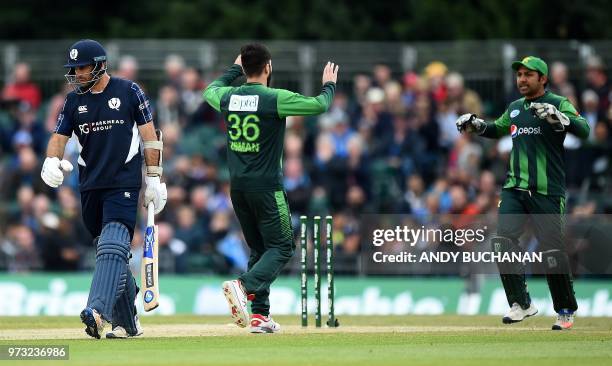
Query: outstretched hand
322 62 339 85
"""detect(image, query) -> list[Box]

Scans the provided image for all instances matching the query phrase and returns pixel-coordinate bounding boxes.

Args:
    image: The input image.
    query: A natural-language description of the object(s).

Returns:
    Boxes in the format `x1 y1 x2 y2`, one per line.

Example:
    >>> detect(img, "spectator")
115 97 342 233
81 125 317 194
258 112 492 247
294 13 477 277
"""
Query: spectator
584 56 610 116
373 63 393 89
38 213 81 271
9 101 48 155
1 224 41 272
423 61 448 103
319 108 355 158
115 55 140 82
164 54 186 91
2 147 48 200
156 85 185 126
175 205 206 254
157 222 188 273
446 72 483 116
181 67 205 116
581 89 600 139
549 61 577 106
2 62 41 110
283 156 311 214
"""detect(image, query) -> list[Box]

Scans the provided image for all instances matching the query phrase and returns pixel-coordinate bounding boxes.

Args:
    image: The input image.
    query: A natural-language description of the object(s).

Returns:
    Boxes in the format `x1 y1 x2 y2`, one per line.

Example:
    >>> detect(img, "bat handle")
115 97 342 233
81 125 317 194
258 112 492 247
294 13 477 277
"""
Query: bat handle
147 202 155 226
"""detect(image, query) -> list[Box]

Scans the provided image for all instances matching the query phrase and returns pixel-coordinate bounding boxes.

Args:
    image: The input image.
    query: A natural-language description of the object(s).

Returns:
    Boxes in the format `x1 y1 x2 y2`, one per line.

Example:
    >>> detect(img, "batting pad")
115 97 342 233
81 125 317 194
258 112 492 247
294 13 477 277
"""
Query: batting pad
87 222 131 322
112 270 139 334
543 250 578 312
492 236 532 308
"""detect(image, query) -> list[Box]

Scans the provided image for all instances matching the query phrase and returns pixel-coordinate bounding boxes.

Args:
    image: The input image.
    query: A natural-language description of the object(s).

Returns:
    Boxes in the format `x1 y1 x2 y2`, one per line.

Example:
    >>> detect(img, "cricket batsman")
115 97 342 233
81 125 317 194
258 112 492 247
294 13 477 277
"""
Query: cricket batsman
456 56 590 330
40 39 167 339
203 44 338 333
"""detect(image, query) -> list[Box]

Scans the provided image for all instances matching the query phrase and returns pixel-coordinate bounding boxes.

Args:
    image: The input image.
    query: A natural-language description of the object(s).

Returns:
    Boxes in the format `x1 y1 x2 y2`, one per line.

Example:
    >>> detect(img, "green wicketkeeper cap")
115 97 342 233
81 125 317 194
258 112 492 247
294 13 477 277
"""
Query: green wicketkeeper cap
511 56 548 77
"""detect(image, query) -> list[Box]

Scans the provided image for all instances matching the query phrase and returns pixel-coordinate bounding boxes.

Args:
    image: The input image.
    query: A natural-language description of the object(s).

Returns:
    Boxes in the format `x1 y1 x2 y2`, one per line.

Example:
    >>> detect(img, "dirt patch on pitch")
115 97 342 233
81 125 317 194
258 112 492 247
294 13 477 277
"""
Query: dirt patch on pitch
1 324 531 340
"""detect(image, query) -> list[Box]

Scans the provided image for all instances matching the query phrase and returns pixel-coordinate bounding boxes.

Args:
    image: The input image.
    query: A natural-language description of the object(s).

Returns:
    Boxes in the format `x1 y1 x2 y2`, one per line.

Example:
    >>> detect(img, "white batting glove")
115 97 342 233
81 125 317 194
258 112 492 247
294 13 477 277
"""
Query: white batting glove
456 113 486 134
144 176 167 214
41 157 73 188
530 102 570 132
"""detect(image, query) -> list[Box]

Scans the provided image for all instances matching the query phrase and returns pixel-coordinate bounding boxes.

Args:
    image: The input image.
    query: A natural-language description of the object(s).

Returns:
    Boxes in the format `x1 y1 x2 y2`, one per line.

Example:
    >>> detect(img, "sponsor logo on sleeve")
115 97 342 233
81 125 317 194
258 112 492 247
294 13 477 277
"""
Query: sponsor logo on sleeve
510 109 520 118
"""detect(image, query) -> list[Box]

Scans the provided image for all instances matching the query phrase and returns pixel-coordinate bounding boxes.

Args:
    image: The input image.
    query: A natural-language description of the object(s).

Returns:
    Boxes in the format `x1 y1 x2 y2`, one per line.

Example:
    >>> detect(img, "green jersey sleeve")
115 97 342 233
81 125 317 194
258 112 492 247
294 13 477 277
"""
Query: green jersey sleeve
203 64 244 112
480 109 510 139
559 99 590 139
276 82 336 118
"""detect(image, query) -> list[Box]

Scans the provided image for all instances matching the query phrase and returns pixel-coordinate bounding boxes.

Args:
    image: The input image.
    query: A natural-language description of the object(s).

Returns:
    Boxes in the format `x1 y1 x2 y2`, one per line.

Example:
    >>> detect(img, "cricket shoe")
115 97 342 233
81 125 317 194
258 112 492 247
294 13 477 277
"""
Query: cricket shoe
106 315 144 339
502 302 538 324
552 309 574 330
250 314 281 334
80 307 108 339
222 280 250 328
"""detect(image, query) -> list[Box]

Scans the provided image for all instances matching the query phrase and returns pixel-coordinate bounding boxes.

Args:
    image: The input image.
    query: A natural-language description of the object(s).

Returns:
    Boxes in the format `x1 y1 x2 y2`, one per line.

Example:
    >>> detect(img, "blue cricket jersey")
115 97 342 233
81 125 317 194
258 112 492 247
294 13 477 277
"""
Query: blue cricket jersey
55 77 153 191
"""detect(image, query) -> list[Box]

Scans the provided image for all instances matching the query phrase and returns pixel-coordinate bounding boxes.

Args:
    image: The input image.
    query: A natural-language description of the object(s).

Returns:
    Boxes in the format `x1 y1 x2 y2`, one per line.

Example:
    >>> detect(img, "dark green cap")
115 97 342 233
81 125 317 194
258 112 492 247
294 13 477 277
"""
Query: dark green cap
511 56 548 76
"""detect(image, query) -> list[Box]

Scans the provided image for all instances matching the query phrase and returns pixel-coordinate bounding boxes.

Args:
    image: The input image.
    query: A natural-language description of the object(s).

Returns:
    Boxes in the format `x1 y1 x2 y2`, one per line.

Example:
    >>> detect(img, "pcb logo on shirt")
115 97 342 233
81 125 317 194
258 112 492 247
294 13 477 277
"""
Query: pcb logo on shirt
108 97 121 111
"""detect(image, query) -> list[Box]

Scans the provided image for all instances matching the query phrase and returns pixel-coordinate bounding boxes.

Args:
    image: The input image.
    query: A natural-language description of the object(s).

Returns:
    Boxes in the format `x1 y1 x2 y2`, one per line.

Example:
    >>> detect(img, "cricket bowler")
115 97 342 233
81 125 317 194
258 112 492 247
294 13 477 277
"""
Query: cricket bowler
203 43 338 333
41 39 167 339
456 56 590 330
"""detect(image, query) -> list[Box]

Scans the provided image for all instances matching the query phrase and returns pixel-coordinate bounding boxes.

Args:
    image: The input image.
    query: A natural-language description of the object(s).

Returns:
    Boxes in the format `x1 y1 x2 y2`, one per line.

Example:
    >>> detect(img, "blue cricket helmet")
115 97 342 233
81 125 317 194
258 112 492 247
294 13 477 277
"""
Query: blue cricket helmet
64 39 108 94
64 39 107 68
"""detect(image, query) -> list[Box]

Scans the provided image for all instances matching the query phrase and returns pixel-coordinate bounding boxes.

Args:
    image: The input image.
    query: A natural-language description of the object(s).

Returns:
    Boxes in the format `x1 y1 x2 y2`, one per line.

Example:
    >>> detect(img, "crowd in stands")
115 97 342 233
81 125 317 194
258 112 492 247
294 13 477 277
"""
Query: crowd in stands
0 54 610 274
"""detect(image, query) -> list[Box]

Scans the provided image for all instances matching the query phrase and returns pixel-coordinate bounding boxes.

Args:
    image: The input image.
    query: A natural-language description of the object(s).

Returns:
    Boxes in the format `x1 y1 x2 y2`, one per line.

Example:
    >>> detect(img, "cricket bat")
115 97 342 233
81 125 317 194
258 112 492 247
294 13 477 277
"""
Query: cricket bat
142 202 159 311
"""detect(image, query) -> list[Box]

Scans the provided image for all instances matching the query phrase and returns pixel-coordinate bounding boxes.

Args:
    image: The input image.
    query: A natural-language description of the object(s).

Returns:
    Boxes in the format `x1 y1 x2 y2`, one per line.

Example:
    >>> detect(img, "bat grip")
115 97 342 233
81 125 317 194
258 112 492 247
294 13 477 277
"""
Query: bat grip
147 202 155 226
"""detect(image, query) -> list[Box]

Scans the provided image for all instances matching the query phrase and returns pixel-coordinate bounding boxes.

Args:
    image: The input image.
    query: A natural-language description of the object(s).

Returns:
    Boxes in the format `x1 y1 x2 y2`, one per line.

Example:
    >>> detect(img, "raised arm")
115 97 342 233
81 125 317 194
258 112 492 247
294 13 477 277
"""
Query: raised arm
203 56 245 112
277 62 339 118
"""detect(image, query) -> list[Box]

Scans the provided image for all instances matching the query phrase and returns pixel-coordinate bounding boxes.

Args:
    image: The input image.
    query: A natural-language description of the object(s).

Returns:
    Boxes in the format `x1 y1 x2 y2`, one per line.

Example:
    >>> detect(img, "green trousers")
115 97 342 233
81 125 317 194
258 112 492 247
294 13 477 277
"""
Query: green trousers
496 188 576 312
498 188 566 250
231 189 294 316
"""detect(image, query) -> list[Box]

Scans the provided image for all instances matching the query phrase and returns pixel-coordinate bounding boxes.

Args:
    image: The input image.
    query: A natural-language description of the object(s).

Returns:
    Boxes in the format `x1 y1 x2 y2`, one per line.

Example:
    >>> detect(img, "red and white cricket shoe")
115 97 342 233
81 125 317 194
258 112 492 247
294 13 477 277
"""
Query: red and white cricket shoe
222 280 250 328
250 314 281 334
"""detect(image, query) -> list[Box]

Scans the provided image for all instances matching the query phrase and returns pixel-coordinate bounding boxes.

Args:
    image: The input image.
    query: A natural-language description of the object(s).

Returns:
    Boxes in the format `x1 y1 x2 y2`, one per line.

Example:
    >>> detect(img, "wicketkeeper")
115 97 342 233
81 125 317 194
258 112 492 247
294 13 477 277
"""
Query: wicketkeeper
456 56 590 330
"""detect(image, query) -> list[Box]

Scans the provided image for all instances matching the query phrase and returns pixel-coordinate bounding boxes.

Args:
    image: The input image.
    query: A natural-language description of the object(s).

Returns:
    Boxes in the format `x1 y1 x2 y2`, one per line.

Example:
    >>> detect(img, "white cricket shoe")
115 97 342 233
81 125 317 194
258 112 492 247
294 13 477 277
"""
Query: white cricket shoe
80 307 109 339
552 309 575 330
222 280 250 328
106 315 144 338
250 314 281 334
502 302 538 324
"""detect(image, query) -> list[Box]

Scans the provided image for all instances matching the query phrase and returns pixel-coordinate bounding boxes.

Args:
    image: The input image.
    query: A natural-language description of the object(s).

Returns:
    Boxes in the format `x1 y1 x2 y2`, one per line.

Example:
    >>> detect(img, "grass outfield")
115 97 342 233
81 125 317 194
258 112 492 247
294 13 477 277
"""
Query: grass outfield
0 315 611 366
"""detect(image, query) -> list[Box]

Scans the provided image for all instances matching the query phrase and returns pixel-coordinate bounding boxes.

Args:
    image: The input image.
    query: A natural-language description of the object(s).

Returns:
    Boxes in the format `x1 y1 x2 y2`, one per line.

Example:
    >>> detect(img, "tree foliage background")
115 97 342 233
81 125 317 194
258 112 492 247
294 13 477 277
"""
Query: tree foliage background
2 0 612 41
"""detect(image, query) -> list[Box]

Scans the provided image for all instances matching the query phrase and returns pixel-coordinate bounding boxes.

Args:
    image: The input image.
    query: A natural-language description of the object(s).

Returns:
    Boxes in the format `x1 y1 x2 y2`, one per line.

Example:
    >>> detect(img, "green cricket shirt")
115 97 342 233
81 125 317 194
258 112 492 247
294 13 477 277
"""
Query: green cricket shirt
481 91 590 196
203 64 336 191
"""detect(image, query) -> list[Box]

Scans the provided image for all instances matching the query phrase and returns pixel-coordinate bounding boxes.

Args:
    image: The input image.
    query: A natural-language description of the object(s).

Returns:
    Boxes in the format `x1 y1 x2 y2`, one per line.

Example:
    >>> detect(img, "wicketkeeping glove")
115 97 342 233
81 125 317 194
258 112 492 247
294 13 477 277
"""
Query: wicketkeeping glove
456 113 486 134
529 102 570 132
